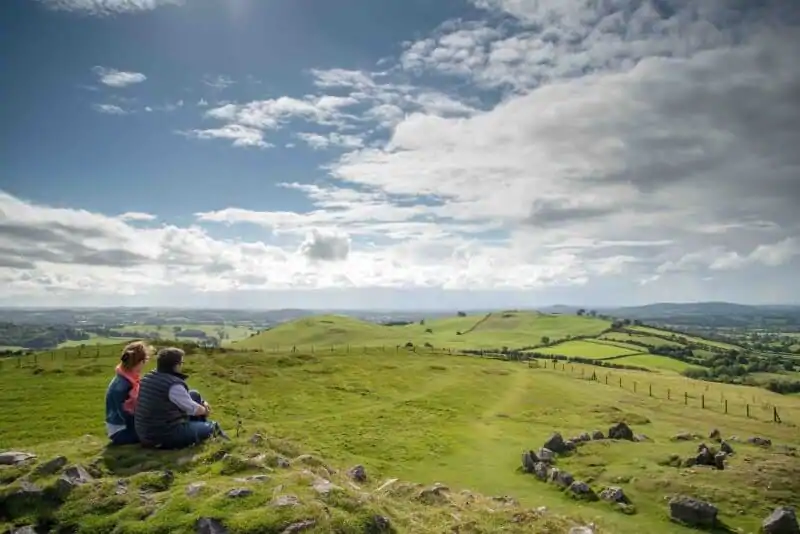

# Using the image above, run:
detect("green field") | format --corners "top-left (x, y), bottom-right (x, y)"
top-left (628, 326), bottom-right (741, 351)
top-left (58, 335), bottom-right (136, 348)
top-left (1, 343), bottom-right (799, 534)
top-left (599, 332), bottom-right (684, 348)
top-left (611, 354), bottom-right (704, 374)
top-left (116, 323), bottom-right (258, 346)
top-left (533, 340), bottom-right (643, 359)
top-left (233, 311), bottom-right (612, 351)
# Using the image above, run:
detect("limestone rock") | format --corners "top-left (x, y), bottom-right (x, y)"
top-left (549, 468), bottom-right (574, 488)
top-left (281, 519), bottom-right (317, 533)
top-left (347, 464), bottom-right (367, 483)
top-left (669, 495), bottom-right (718, 528)
top-left (544, 432), bottom-right (568, 453)
top-left (569, 527), bottom-right (594, 534)
top-left (591, 430), bottom-right (605, 440)
top-left (312, 477), bottom-right (341, 496)
top-left (34, 455), bottom-right (67, 476)
top-left (673, 432), bottom-right (696, 441)
top-left (521, 451), bottom-right (537, 473)
top-left (55, 465), bottom-right (93, 499)
top-left (226, 488), bottom-right (253, 498)
top-left (608, 422), bottom-right (634, 441)
top-left (0, 451), bottom-right (36, 465)
top-left (533, 461), bottom-right (550, 481)
top-left (272, 494), bottom-right (301, 507)
top-left (714, 452), bottom-right (726, 470)
top-left (762, 507), bottom-right (800, 534)
top-left (195, 518), bottom-right (228, 534)
top-left (536, 447), bottom-right (555, 463)
top-left (568, 480), bottom-right (598, 501)
top-left (186, 482), bottom-right (206, 497)
top-left (599, 486), bottom-right (629, 504)
top-left (720, 440), bottom-right (734, 455)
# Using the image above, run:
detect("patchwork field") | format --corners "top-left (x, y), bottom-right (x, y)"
top-left (532, 340), bottom-right (643, 360)
top-left (1, 344), bottom-right (799, 534)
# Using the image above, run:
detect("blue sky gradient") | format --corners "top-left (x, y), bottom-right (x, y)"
top-left (1, 0), bottom-right (799, 308)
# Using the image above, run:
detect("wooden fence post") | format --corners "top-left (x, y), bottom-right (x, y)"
top-left (667, 389), bottom-right (671, 400)
top-left (619, 377), bottom-right (622, 387)
top-left (633, 382), bottom-right (637, 393)
top-left (605, 374), bottom-right (608, 385)
top-left (746, 404), bottom-right (750, 418)
top-left (649, 384), bottom-right (652, 397)
top-left (701, 395), bottom-right (705, 409)
top-left (724, 400), bottom-right (728, 414)
top-left (774, 407), bottom-right (781, 423)
top-left (684, 392), bottom-right (688, 405)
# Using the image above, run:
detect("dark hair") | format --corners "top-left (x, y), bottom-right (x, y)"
top-left (120, 341), bottom-right (152, 370)
top-left (156, 347), bottom-right (186, 373)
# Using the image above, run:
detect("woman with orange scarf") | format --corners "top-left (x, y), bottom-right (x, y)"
top-left (104, 341), bottom-right (152, 446)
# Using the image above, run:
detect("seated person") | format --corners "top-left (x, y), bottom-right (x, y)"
top-left (134, 347), bottom-right (228, 450)
top-left (105, 341), bottom-right (152, 446)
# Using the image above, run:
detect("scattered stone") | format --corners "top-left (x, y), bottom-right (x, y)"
top-left (599, 486), bottom-right (629, 504)
top-left (536, 447), bottom-right (555, 464)
top-left (709, 428), bottom-right (721, 441)
top-left (312, 478), bottom-right (341, 496)
top-left (633, 434), bottom-right (650, 442)
top-left (9, 527), bottom-right (39, 534)
top-left (608, 422), bottom-right (634, 441)
top-left (575, 432), bottom-right (591, 443)
top-left (33, 455), bottom-right (67, 476)
top-left (533, 462), bottom-right (550, 481)
top-left (114, 479), bottom-right (129, 496)
top-left (347, 464), bottom-right (367, 483)
top-left (568, 480), bottom-right (598, 501)
top-left (365, 515), bottom-right (392, 532)
top-left (280, 519), bottom-right (316, 534)
top-left (272, 494), bottom-right (301, 507)
top-left (418, 482), bottom-right (450, 504)
top-left (0, 451), bottom-right (36, 465)
top-left (195, 517), bottom-right (228, 534)
top-left (695, 444), bottom-right (715, 467)
top-left (564, 439), bottom-right (577, 451)
top-left (543, 432), bottom-right (568, 453)
top-left (249, 433), bottom-right (265, 444)
top-left (569, 526), bottom-right (594, 534)
top-left (549, 468), bottom-right (574, 488)
top-left (226, 488), bottom-right (253, 498)
top-left (762, 507), bottom-right (800, 534)
top-left (186, 482), bottom-right (207, 497)
top-left (275, 456), bottom-right (291, 469)
top-left (749, 436), bottom-right (772, 447)
top-left (714, 452), bottom-right (726, 470)
top-left (492, 495), bottom-right (519, 506)
top-left (521, 451), bottom-right (537, 473)
top-left (55, 465), bottom-right (93, 498)
top-left (673, 432), bottom-right (696, 441)
top-left (591, 430), bottom-right (605, 440)
top-left (720, 440), bottom-right (734, 455)
top-left (669, 495), bottom-right (718, 528)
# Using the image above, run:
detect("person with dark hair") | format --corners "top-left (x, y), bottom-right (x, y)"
top-left (134, 347), bottom-right (228, 449)
top-left (105, 341), bottom-right (153, 446)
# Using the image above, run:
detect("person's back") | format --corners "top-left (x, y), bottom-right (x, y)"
top-left (134, 346), bottom-right (227, 449)
top-left (134, 366), bottom-right (190, 446)
top-left (105, 342), bottom-right (151, 446)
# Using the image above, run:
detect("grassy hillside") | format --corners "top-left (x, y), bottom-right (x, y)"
top-left (533, 340), bottom-right (643, 360)
top-left (2, 344), bottom-right (799, 533)
top-left (233, 311), bottom-right (611, 351)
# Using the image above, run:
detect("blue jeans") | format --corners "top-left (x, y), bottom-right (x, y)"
top-left (109, 425), bottom-right (139, 446)
top-left (157, 390), bottom-right (219, 450)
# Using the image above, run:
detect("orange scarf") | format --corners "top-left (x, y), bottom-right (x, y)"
top-left (116, 364), bottom-right (141, 414)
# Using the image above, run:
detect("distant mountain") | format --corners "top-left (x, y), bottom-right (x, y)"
top-left (607, 302), bottom-right (800, 318)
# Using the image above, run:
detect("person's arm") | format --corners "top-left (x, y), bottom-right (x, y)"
top-left (168, 384), bottom-right (208, 417)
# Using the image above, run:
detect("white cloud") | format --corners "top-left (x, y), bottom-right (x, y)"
top-left (92, 103), bottom-right (128, 115)
top-left (296, 132), bottom-right (364, 150)
top-left (118, 212), bottom-right (157, 222)
top-left (299, 229), bottom-right (351, 262)
top-left (204, 75), bottom-right (235, 91)
top-left (92, 66), bottom-right (147, 88)
top-left (38, 0), bottom-right (182, 15)
top-left (178, 124), bottom-right (272, 149)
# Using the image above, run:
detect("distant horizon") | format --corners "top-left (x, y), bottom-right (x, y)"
top-left (1, 300), bottom-right (799, 312)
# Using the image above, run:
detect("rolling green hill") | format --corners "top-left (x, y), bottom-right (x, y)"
top-left (233, 311), bottom-right (612, 351)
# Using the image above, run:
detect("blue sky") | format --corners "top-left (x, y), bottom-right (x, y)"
top-left (1, 0), bottom-right (799, 309)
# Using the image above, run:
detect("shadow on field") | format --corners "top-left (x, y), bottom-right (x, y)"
top-left (100, 443), bottom-right (212, 476)
top-left (670, 519), bottom-right (737, 534)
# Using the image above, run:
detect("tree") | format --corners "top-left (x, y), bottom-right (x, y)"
top-left (577, 309), bottom-right (586, 316)
top-left (588, 310), bottom-right (597, 317)
top-left (541, 336), bottom-right (550, 345)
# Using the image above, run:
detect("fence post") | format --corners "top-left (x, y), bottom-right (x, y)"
top-left (619, 377), bottom-right (622, 387)
top-left (746, 404), bottom-right (750, 418)
top-left (605, 374), bottom-right (608, 384)
top-left (701, 395), bottom-right (705, 409)
top-left (774, 407), bottom-right (781, 423)
top-left (684, 392), bottom-right (688, 405)
top-left (724, 400), bottom-right (728, 414)
top-left (667, 389), bottom-right (671, 400)
top-left (649, 384), bottom-right (652, 397)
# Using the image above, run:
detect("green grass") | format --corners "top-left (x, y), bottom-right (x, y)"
top-left (2, 345), bottom-right (799, 534)
top-left (116, 324), bottom-right (258, 345)
top-left (611, 355), bottom-right (703, 374)
top-left (533, 340), bottom-right (643, 359)
top-left (233, 311), bottom-right (612, 351)
top-left (58, 336), bottom-right (137, 348)
top-left (600, 333), bottom-right (684, 348)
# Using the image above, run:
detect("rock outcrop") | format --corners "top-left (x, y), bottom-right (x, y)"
top-left (762, 507), bottom-right (800, 534)
top-left (669, 495), bottom-right (718, 528)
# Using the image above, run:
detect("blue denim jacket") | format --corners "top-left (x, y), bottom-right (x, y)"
top-left (105, 374), bottom-right (134, 431)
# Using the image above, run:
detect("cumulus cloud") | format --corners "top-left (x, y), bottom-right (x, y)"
top-left (92, 66), bottom-right (147, 88)
top-left (118, 212), bottom-right (157, 222)
top-left (92, 103), bottom-right (128, 115)
top-left (298, 229), bottom-right (351, 262)
top-left (177, 124), bottom-right (272, 149)
top-left (38, 0), bottom-right (182, 15)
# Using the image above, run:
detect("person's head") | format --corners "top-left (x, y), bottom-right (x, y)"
top-left (156, 347), bottom-right (186, 374)
top-left (120, 341), bottom-right (153, 374)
